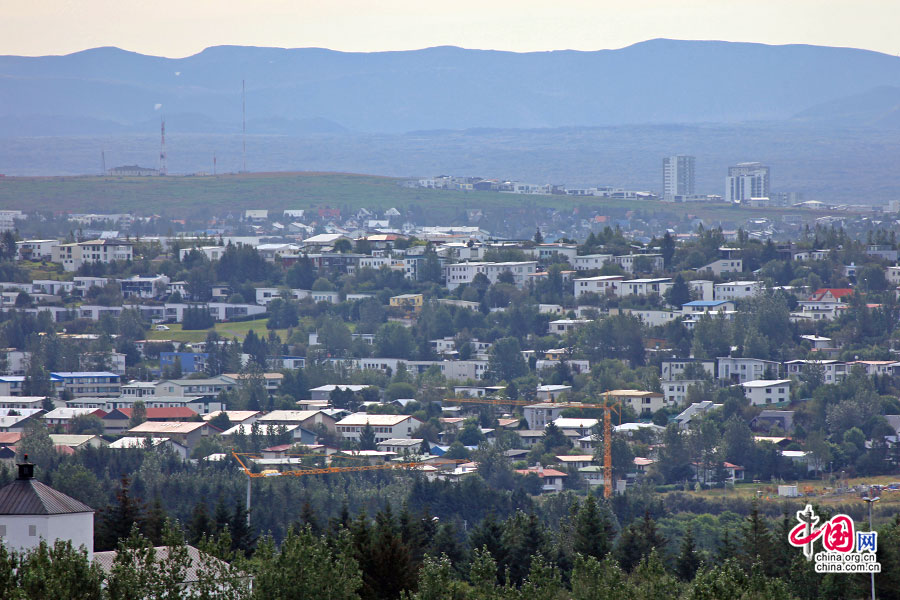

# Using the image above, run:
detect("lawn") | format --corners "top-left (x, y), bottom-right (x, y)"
top-left (146, 318), bottom-right (291, 344)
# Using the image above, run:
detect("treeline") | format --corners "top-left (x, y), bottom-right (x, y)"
top-left (8, 492), bottom-right (900, 600)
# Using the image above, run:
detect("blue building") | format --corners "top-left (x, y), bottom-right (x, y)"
top-left (160, 352), bottom-right (209, 374)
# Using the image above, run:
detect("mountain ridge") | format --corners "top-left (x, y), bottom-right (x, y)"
top-left (1, 39), bottom-right (899, 134)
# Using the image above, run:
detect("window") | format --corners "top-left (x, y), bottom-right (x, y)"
top-left (28, 525), bottom-right (36, 536)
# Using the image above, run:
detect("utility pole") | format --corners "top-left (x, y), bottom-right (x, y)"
top-left (863, 489), bottom-right (880, 600)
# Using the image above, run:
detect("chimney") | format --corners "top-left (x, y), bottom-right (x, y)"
top-left (17, 454), bottom-right (34, 480)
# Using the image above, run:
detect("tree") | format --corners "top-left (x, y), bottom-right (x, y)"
top-left (614, 512), bottom-right (667, 572)
top-left (533, 228), bottom-right (544, 244)
top-left (660, 232), bottom-right (676, 267)
top-left (542, 422), bottom-right (572, 451)
top-left (96, 476), bottom-right (145, 551)
top-left (17, 419), bottom-right (55, 468)
top-left (286, 254), bottom-right (316, 289)
top-left (69, 413), bottom-right (104, 435)
top-left (13, 539), bottom-right (106, 600)
top-left (676, 525), bottom-right (701, 581)
top-left (487, 337), bottom-right (529, 382)
top-left (656, 424), bottom-right (693, 483)
top-left (742, 502), bottom-right (774, 575)
top-left (375, 322), bottom-right (415, 359)
top-left (359, 422), bottom-right (377, 450)
top-left (573, 495), bottom-right (615, 560)
top-left (665, 273), bottom-right (691, 307)
top-left (128, 400), bottom-right (147, 428)
top-left (252, 525), bottom-right (361, 600)
top-left (22, 358), bottom-right (52, 397)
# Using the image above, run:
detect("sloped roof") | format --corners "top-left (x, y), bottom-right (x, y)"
top-left (0, 478), bottom-right (93, 515)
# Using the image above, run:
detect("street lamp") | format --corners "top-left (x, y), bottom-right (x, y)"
top-left (862, 490), bottom-right (880, 600)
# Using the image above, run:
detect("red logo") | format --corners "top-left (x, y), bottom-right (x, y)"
top-left (789, 508), bottom-right (856, 557)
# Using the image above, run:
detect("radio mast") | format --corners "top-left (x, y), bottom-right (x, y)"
top-left (159, 118), bottom-right (167, 176)
top-left (242, 80), bottom-right (246, 173)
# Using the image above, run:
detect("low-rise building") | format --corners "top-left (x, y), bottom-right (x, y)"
top-left (739, 379), bottom-right (791, 406)
top-left (713, 280), bottom-right (762, 301)
top-left (334, 413), bottom-right (424, 443)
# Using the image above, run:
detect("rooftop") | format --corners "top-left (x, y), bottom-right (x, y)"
top-left (0, 462), bottom-right (93, 515)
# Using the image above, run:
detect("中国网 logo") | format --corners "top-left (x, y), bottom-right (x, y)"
top-left (788, 504), bottom-right (880, 573)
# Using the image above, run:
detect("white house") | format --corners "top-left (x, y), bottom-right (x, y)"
top-left (713, 280), bottom-right (761, 301)
top-left (0, 460), bottom-right (94, 559)
top-left (616, 278), bottom-right (671, 297)
top-left (739, 379), bottom-right (792, 406)
top-left (614, 254), bottom-right (664, 274)
top-left (697, 259), bottom-right (742, 276)
top-left (573, 254), bottom-right (613, 271)
top-left (662, 380), bottom-right (703, 407)
top-left (681, 300), bottom-right (735, 314)
top-left (51, 239), bottom-right (133, 272)
top-left (717, 357), bottom-right (781, 383)
top-left (334, 413), bottom-right (423, 443)
top-left (573, 275), bottom-right (624, 298)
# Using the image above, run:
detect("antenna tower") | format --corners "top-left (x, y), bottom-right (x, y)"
top-left (101, 150), bottom-right (106, 176)
top-left (213, 152), bottom-right (217, 176)
top-left (159, 118), bottom-right (167, 176)
top-left (241, 80), bottom-right (246, 173)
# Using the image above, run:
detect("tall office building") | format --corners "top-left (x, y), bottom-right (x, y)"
top-left (662, 155), bottom-right (695, 200)
top-left (726, 162), bottom-right (770, 203)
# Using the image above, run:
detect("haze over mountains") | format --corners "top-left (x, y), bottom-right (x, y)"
top-left (2, 39), bottom-right (900, 134)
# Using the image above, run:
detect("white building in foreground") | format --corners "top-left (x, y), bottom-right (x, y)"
top-left (0, 460), bottom-right (95, 559)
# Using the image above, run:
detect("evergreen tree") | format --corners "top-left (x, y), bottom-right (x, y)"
top-left (665, 273), bottom-right (692, 307)
top-left (188, 501), bottom-right (213, 545)
top-left (741, 502), bottom-right (774, 575)
top-left (96, 476), bottom-right (145, 551)
top-left (359, 422), bottom-right (377, 450)
top-left (614, 511), bottom-right (666, 572)
top-left (229, 500), bottom-right (255, 556)
top-left (676, 525), bottom-right (701, 581)
top-left (573, 495), bottom-right (615, 560)
top-left (128, 400), bottom-right (147, 428)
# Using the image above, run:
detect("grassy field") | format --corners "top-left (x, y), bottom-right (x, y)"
top-left (146, 318), bottom-right (291, 344)
top-left (0, 171), bottom-right (846, 224)
top-left (674, 474), bottom-right (900, 507)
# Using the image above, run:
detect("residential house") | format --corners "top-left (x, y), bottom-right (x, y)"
top-left (107, 436), bottom-right (189, 459)
top-left (52, 372), bottom-right (121, 398)
top-left (514, 466), bottom-right (568, 492)
top-left (660, 358), bottom-right (715, 381)
top-left (334, 413), bottom-right (423, 443)
top-left (717, 357), bottom-right (780, 383)
top-left (256, 410), bottom-right (337, 433)
top-left (713, 280), bottom-right (762, 301)
top-left (42, 407), bottom-right (105, 432)
top-left (573, 275), bottom-right (623, 298)
top-left (606, 389), bottom-right (667, 415)
top-left (126, 421), bottom-right (213, 455)
top-left (739, 380), bottom-right (792, 406)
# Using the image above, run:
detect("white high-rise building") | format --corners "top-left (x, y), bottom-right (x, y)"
top-left (726, 162), bottom-right (770, 203)
top-left (662, 155), bottom-right (695, 200)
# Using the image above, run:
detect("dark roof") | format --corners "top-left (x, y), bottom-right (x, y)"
top-left (0, 478), bottom-right (93, 515)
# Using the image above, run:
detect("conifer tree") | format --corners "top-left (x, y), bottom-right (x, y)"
top-left (676, 525), bottom-right (701, 581)
top-left (573, 495), bottom-right (615, 560)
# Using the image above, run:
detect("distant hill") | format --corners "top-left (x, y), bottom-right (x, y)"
top-left (1, 40), bottom-right (899, 134)
top-left (792, 85), bottom-right (900, 128)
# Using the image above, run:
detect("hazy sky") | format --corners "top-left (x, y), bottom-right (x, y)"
top-left (2, 0), bottom-right (897, 57)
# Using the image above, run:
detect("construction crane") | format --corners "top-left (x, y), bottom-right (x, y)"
top-left (443, 393), bottom-right (621, 497)
top-left (230, 451), bottom-right (450, 524)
